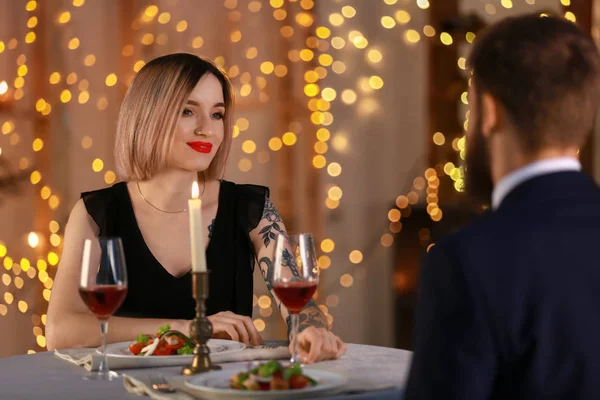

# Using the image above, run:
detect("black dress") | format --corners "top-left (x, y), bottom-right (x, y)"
top-left (81, 180), bottom-right (268, 320)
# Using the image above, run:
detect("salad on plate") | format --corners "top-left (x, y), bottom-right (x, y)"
top-left (230, 360), bottom-right (317, 391)
top-left (128, 324), bottom-right (194, 356)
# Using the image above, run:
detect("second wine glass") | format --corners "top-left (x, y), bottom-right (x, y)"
top-left (79, 236), bottom-right (128, 380)
top-left (272, 233), bottom-right (319, 365)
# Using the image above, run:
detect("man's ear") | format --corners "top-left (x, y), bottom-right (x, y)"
top-left (480, 92), bottom-right (501, 138)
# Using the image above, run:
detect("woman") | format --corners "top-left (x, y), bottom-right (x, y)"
top-left (46, 53), bottom-right (346, 363)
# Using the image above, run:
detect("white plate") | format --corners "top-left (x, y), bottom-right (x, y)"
top-left (101, 339), bottom-right (246, 359)
top-left (185, 368), bottom-right (347, 399)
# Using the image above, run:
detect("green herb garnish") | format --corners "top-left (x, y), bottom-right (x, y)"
top-left (258, 360), bottom-right (282, 377)
top-left (136, 334), bottom-right (151, 345)
top-left (176, 345), bottom-right (194, 355)
top-left (283, 364), bottom-right (303, 380)
top-left (157, 324), bottom-right (170, 336)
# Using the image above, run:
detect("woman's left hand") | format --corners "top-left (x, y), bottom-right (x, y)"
top-left (292, 327), bottom-right (347, 364)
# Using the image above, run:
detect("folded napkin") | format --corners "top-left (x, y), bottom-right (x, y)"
top-left (55, 343), bottom-right (291, 372)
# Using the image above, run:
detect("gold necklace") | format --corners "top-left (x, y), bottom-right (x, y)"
top-left (136, 176), bottom-right (205, 214)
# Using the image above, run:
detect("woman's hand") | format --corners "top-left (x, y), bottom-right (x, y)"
top-left (207, 311), bottom-right (264, 347)
top-left (294, 327), bottom-right (346, 364)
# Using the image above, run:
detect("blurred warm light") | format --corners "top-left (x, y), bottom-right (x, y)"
top-left (81, 136), bottom-right (93, 149)
top-left (501, 0), bottom-right (513, 8)
top-left (318, 255), bottom-right (331, 270)
top-left (565, 12), bottom-right (576, 22)
top-left (388, 209), bottom-right (401, 222)
top-left (321, 239), bottom-right (335, 253)
top-left (395, 10), bottom-right (411, 24)
top-left (30, 171), bottom-right (41, 185)
top-left (104, 171), bottom-right (116, 184)
top-left (404, 30), bottom-right (420, 44)
top-left (258, 295), bottom-right (272, 309)
top-left (27, 232), bottom-right (39, 248)
top-left (314, 141), bottom-right (328, 154)
top-left (341, 6), bottom-right (356, 18)
top-left (316, 128), bottom-right (330, 142)
top-left (268, 138), bottom-right (283, 151)
top-left (381, 16), bottom-right (396, 29)
top-left (312, 155), bottom-right (326, 168)
top-left (32, 138), bottom-right (44, 152)
top-left (60, 89), bottom-right (72, 103)
top-left (440, 32), bottom-right (453, 45)
top-left (433, 132), bottom-right (445, 145)
top-left (367, 49), bottom-right (383, 63)
top-left (328, 186), bottom-right (343, 201)
top-left (327, 162), bottom-right (341, 177)
top-left (68, 38), bottom-right (80, 50)
top-left (466, 32), bottom-right (476, 43)
top-left (340, 274), bottom-right (353, 288)
top-left (316, 27), bottom-right (330, 39)
top-left (238, 158), bottom-right (252, 172)
top-left (58, 11), bottom-right (71, 24)
top-left (92, 158), bottom-right (104, 172)
top-left (253, 319), bottom-right (265, 332)
top-left (230, 30), bottom-right (242, 42)
top-left (105, 73), bottom-right (118, 87)
top-left (176, 20), bottom-right (188, 32)
top-left (242, 140), bottom-right (256, 154)
top-left (423, 25), bottom-right (435, 37)
top-left (329, 13), bottom-right (344, 26)
top-left (349, 250), bottom-right (363, 264)
top-left (282, 132), bottom-right (297, 146)
top-left (417, 0), bottom-right (430, 9)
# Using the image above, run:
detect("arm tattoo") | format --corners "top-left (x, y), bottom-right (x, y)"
top-left (286, 299), bottom-right (328, 337)
top-left (258, 256), bottom-right (281, 310)
top-left (208, 219), bottom-right (215, 240)
top-left (258, 257), bottom-right (274, 292)
top-left (281, 248), bottom-right (301, 279)
top-left (258, 198), bottom-right (285, 247)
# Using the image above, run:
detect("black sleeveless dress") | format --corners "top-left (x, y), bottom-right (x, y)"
top-left (81, 180), bottom-right (268, 320)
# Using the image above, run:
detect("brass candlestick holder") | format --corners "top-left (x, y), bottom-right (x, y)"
top-left (182, 271), bottom-right (221, 375)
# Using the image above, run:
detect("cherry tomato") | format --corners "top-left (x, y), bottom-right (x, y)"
top-left (153, 346), bottom-right (172, 356)
top-left (128, 342), bottom-right (145, 355)
top-left (289, 375), bottom-right (310, 389)
top-left (165, 336), bottom-right (185, 351)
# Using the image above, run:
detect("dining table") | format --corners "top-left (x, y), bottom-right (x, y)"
top-left (0, 341), bottom-right (411, 399)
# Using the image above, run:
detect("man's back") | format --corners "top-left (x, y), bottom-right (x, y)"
top-left (405, 171), bottom-right (600, 399)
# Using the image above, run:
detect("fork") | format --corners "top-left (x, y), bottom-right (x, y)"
top-left (150, 374), bottom-right (176, 393)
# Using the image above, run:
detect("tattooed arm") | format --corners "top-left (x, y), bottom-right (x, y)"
top-left (250, 198), bottom-right (328, 336)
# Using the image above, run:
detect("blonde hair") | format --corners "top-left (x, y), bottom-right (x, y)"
top-left (115, 53), bottom-right (234, 181)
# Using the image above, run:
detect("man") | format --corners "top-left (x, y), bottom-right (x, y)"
top-left (405, 14), bottom-right (600, 399)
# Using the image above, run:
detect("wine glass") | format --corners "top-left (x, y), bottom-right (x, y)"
top-left (79, 237), bottom-right (128, 380)
top-left (272, 233), bottom-right (319, 365)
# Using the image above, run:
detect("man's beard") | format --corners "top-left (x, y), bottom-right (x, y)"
top-left (464, 107), bottom-right (494, 206)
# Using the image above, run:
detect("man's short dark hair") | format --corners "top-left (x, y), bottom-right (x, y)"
top-left (469, 14), bottom-right (600, 151)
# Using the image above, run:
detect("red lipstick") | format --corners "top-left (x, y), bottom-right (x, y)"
top-left (186, 141), bottom-right (213, 154)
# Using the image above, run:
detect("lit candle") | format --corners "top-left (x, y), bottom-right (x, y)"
top-left (189, 181), bottom-right (207, 272)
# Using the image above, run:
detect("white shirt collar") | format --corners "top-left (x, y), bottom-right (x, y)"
top-left (491, 157), bottom-right (581, 210)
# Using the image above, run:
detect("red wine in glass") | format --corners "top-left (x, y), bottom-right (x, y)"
top-left (273, 233), bottom-right (319, 365)
top-left (273, 281), bottom-right (317, 314)
top-left (79, 237), bottom-right (128, 381)
top-left (78, 286), bottom-right (128, 320)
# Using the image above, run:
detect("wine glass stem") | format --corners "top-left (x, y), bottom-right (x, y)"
top-left (290, 313), bottom-right (300, 364)
top-left (98, 319), bottom-right (109, 375)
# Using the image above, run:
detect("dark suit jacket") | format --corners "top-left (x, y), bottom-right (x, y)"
top-left (404, 171), bottom-right (600, 400)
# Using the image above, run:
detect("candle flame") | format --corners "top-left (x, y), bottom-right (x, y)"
top-left (191, 181), bottom-right (199, 199)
